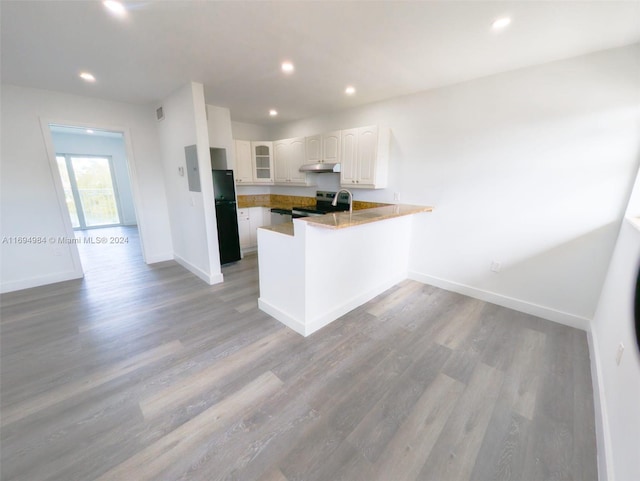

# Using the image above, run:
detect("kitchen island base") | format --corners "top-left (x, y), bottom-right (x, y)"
top-left (257, 206), bottom-right (431, 336)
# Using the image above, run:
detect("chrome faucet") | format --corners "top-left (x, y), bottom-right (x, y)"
top-left (332, 189), bottom-right (353, 214)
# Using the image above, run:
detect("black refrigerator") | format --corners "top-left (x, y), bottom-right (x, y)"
top-left (211, 170), bottom-right (242, 265)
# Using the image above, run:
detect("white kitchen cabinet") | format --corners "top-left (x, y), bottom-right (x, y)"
top-left (322, 131), bottom-right (341, 163)
top-left (289, 138), bottom-right (307, 184)
top-left (249, 207), bottom-right (267, 247)
top-left (251, 141), bottom-right (274, 183)
top-left (237, 208), bottom-right (252, 249)
top-left (236, 125), bottom-right (388, 188)
top-left (237, 207), bottom-right (270, 252)
top-left (274, 137), bottom-right (312, 186)
top-left (234, 140), bottom-right (254, 183)
top-left (305, 131), bottom-right (341, 164)
top-left (305, 135), bottom-right (322, 163)
top-left (273, 140), bottom-right (288, 183)
top-left (340, 125), bottom-right (390, 189)
top-left (234, 140), bottom-right (273, 185)
top-left (340, 128), bottom-right (358, 185)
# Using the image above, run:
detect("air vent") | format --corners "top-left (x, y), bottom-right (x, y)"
top-left (156, 106), bottom-right (164, 121)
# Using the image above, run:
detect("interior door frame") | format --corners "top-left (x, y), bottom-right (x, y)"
top-left (39, 118), bottom-right (150, 274)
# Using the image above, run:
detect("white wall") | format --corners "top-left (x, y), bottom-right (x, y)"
top-left (50, 131), bottom-right (137, 225)
top-left (207, 105), bottom-right (234, 170)
top-left (157, 82), bottom-right (222, 284)
top-left (0, 84), bottom-right (173, 293)
top-left (231, 121), bottom-right (271, 141)
top-left (269, 44), bottom-right (640, 329)
top-left (590, 219), bottom-right (640, 481)
top-left (269, 173), bottom-right (341, 198)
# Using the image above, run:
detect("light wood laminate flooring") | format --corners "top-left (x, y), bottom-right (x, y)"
top-left (0, 226), bottom-right (598, 480)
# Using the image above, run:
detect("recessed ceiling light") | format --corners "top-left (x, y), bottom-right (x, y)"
top-left (79, 72), bottom-right (96, 82)
top-left (103, 0), bottom-right (126, 16)
top-left (281, 62), bottom-right (294, 74)
top-left (86, 129), bottom-right (94, 134)
top-left (269, 109), bottom-right (278, 117)
top-left (345, 86), bottom-right (356, 95)
top-left (491, 17), bottom-right (511, 31)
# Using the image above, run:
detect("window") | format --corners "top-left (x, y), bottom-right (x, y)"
top-left (55, 154), bottom-right (122, 229)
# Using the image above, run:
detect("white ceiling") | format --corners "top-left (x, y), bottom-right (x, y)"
top-left (2, 1), bottom-right (639, 125)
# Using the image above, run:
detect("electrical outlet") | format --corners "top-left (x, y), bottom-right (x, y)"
top-left (393, 192), bottom-right (400, 202)
top-left (616, 342), bottom-right (624, 366)
top-left (490, 261), bottom-right (502, 273)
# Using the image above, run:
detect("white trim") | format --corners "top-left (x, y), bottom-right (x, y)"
top-left (39, 118), bottom-right (158, 265)
top-left (259, 273), bottom-right (405, 337)
top-left (0, 270), bottom-right (83, 294)
top-left (145, 252), bottom-right (174, 264)
top-left (174, 253), bottom-right (224, 285)
top-left (258, 298), bottom-right (306, 336)
top-left (39, 118), bottom-right (84, 275)
top-left (305, 273), bottom-right (406, 336)
top-left (408, 271), bottom-right (591, 331)
top-left (118, 124), bottom-right (154, 264)
top-left (587, 329), bottom-right (614, 481)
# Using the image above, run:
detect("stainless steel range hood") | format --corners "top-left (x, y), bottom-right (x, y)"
top-left (299, 162), bottom-right (341, 173)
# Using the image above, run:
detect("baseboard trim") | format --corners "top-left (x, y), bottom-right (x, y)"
top-left (587, 329), bottom-right (614, 481)
top-left (258, 298), bottom-right (306, 336)
top-left (174, 254), bottom-right (224, 285)
top-left (305, 273), bottom-right (406, 336)
top-left (144, 252), bottom-right (174, 264)
top-left (0, 269), bottom-right (84, 294)
top-left (259, 274), bottom-right (406, 337)
top-left (408, 271), bottom-right (591, 331)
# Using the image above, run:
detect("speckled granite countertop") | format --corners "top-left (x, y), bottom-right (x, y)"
top-left (300, 204), bottom-right (433, 229)
top-left (237, 194), bottom-right (389, 211)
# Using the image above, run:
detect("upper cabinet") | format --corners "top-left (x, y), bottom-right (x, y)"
top-left (273, 140), bottom-right (289, 184)
top-left (305, 135), bottom-right (322, 163)
top-left (289, 138), bottom-right (308, 184)
top-left (274, 137), bottom-right (313, 186)
top-left (340, 126), bottom-right (390, 189)
top-left (234, 140), bottom-right (254, 183)
top-left (234, 125), bottom-right (389, 189)
top-left (322, 131), bottom-right (341, 163)
top-left (340, 129), bottom-right (358, 185)
top-left (252, 141), bottom-right (273, 183)
top-left (234, 140), bottom-right (273, 185)
top-left (305, 131), bottom-right (341, 164)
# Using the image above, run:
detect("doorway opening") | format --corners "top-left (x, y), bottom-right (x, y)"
top-left (48, 123), bottom-right (142, 276)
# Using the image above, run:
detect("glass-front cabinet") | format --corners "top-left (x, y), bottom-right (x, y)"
top-left (251, 142), bottom-right (273, 183)
top-left (234, 140), bottom-right (274, 185)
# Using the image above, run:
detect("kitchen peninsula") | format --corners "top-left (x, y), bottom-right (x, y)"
top-left (257, 205), bottom-right (432, 336)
